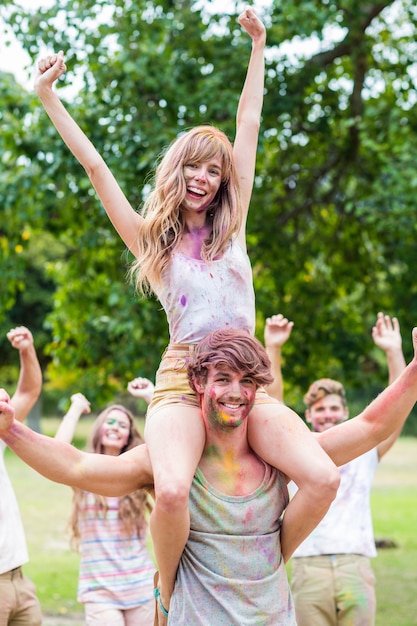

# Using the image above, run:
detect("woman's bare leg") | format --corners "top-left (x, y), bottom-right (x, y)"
top-left (145, 405), bottom-right (205, 623)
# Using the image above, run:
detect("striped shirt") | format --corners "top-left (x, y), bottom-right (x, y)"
top-left (77, 492), bottom-right (154, 608)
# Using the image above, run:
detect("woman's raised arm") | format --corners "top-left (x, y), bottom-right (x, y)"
top-left (233, 8), bottom-right (266, 247)
top-left (35, 51), bottom-right (143, 255)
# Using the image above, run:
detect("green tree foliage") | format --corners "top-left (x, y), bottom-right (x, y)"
top-left (1, 0), bottom-right (417, 428)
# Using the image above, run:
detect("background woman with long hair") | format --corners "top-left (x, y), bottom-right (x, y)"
top-left (55, 395), bottom-right (154, 626)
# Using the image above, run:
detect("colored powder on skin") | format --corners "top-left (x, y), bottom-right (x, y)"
top-left (222, 451), bottom-right (247, 496)
top-left (100, 416), bottom-right (130, 447)
top-left (205, 444), bottom-right (222, 460)
top-left (208, 405), bottom-right (243, 429)
top-left (218, 409), bottom-right (232, 423)
top-left (7, 420), bottom-right (38, 445)
top-left (223, 450), bottom-right (240, 476)
top-left (180, 294), bottom-right (187, 306)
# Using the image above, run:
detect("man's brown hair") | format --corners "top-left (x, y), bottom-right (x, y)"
top-left (187, 328), bottom-right (273, 392)
top-left (303, 378), bottom-right (347, 409)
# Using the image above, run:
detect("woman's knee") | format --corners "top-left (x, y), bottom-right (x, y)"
top-left (154, 479), bottom-right (191, 514)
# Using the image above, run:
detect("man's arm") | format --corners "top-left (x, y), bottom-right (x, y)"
top-left (317, 326), bottom-right (417, 466)
top-left (7, 326), bottom-right (42, 423)
top-left (371, 312), bottom-right (407, 459)
top-left (0, 389), bottom-right (153, 495)
top-left (263, 314), bottom-right (294, 402)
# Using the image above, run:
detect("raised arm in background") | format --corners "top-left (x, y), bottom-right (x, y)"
top-left (7, 326), bottom-right (42, 423)
top-left (54, 393), bottom-right (91, 444)
top-left (317, 326), bottom-right (416, 467)
top-left (371, 312), bottom-right (407, 459)
top-left (263, 314), bottom-right (294, 402)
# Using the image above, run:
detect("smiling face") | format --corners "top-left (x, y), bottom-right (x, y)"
top-left (305, 393), bottom-right (349, 433)
top-left (99, 408), bottom-right (131, 455)
top-left (194, 364), bottom-right (257, 431)
top-left (182, 157), bottom-right (223, 214)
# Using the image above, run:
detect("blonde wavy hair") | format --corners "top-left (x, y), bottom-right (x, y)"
top-left (129, 125), bottom-right (242, 295)
top-left (69, 405), bottom-right (153, 550)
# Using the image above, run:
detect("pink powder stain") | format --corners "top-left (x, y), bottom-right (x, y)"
top-left (258, 539), bottom-right (278, 566)
top-left (180, 295), bottom-right (187, 306)
top-left (243, 507), bottom-right (254, 525)
top-left (7, 421), bottom-right (38, 444)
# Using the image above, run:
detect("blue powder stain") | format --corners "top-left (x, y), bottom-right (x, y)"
top-left (180, 295), bottom-right (187, 306)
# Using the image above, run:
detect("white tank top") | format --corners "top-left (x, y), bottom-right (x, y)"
top-left (155, 240), bottom-right (256, 344)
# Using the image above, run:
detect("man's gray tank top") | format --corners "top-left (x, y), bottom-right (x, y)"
top-left (168, 463), bottom-right (297, 625)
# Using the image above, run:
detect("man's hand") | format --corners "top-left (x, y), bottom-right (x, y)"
top-left (127, 377), bottom-right (155, 405)
top-left (7, 326), bottom-right (34, 353)
top-left (264, 314), bottom-right (294, 349)
top-left (69, 393), bottom-right (91, 415)
top-left (372, 312), bottom-right (402, 354)
top-left (372, 312), bottom-right (406, 386)
top-left (0, 389), bottom-right (15, 434)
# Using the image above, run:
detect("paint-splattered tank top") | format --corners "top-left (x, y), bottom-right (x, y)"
top-left (155, 240), bottom-right (256, 344)
top-left (168, 463), bottom-right (297, 625)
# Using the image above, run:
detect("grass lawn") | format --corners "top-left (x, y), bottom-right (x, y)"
top-left (5, 416), bottom-right (96, 619)
top-left (5, 423), bottom-right (417, 624)
top-left (6, 453), bottom-right (82, 617)
top-left (371, 437), bottom-right (417, 626)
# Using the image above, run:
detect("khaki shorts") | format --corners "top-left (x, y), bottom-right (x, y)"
top-left (146, 343), bottom-right (278, 420)
top-left (291, 554), bottom-right (376, 626)
top-left (0, 566), bottom-right (42, 626)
